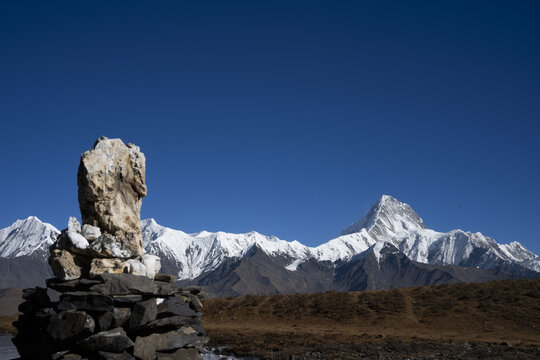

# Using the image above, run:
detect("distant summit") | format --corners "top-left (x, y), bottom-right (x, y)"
top-left (340, 195), bottom-right (426, 237)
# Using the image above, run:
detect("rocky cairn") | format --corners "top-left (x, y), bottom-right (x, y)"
top-left (13, 137), bottom-right (208, 360)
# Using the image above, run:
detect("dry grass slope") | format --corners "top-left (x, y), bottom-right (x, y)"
top-left (202, 279), bottom-right (540, 359)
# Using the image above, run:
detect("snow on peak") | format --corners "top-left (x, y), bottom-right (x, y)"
top-left (340, 195), bottom-right (426, 237)
top-left (143, 220), bottom-right (313, 279)
top-left (0, 216), bottom-right (59, 258)
top-left (3, 195), bottom-right (539, 280)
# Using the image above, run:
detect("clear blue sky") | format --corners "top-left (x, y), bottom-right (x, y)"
top-left (1, 1), bottom-right (539, 254)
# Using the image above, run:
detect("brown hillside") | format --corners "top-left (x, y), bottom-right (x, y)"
top-left (202, 279), bottom-right (540, 359)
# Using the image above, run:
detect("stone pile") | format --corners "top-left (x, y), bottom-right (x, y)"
top-left (12, 137), bottom-right (208, 359)
top-left (13, 273), bottom-right (207, 359)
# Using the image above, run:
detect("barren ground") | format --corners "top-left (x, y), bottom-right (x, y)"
top-left (202, 279), bottom-right (540, 359)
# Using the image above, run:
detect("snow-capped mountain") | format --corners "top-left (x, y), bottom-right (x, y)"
top-left (142, 219), bottom-right (311, 279)
top-left (1, 195), bottom-right (539, 293)
top-left (0, 216), bottom-right (59, 258)
top-left (142, 195), bottom-right (540, 279)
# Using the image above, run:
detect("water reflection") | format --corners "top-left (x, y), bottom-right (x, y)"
top-left (0, 335), bottom-right (18, 360)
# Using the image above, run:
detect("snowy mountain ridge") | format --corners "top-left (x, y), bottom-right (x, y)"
top-left (1, 195), bottom-right (539, 281)
top-left (0, 216), bottom-right (59, 258)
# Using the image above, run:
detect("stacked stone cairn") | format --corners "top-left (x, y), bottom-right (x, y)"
top-left (12, 137), bottom-right (208, 360)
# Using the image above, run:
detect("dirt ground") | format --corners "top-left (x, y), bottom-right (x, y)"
top-left (202, 279), bottom-right (540, 359)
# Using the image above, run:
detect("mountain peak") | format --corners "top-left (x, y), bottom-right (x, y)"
top-left (340, 195), bottom-right (426, 236)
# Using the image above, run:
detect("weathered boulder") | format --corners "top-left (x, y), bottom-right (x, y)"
top-left (49, 249), bottom-right (81, 280)
top-left (77, 327), bottom-right (134, 353)
top-left (47, 310), bottom-right (95, 343)
top-left (133, 327), bottom-right (199, 360)
top-left (82, 224), bottom-right (101, 241)
top-left (88, 235), bottom-right (132, 259)
top-left (89, 258), bottom-right (127, 278)
top-left (77, 137), bottom-right (146, 258)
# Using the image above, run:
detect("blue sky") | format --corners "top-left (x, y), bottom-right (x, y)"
top-left (1, 1), bottom-right (539, 253)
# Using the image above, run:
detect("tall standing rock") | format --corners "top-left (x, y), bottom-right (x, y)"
top-left (77, 136), bottom-right (147, 258)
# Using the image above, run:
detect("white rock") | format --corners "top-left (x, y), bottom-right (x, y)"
top-left (82, 224), bottom-right (101, 241)
top-left (125, 258), bottom-right (147, 276)
top-left (67, 231), bottom-right (89, 251)
top-left (68, 217), bottom-right (81, 233)
top-left (142, 254), bottom-right (161, 279)
top-left (88, 235), bottom-right (132, 259)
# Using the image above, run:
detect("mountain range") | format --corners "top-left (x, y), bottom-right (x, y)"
top-left (1, 195), bottom-right (539, 295)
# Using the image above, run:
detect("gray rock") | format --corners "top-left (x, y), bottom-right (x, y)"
top-left (49, 249), bottom-right (81, 280)
top-left (133, 327), bottom-right (199, 360)
top-left (82, 224), bottom-right (101, 241)
top-left (185, 335), bottom-right (209, 351)
top-left (47, 278), bottom-right (101, 292)
top-left (22, 287), bottom-right (51, 307)
top-left (112, 307), bottom-right (131, 327)
top-left (91, 273), bottom-right (158, 295)
top-left (47, 310), bottom-right (95, 343)
top-left (156, 348), bottom-right (202, 360)
top-left (154, 273), bottom-right (177, 283)
top-left (77, 137), bottom-right (146, 258)
top-left (129, 298), bottom-right (157, 328)
top-left (187, 293), bottom-right (203, 312)
top-left (113, 294), bottom-right (143, 304)
top-left (143, 315), bottom-right (202, 333)
top-left (155, 283), bottom-right (177, 296)
top-left (61, 354), bottom-right (83, 360)
top-left (52, 351), bottom-right (69, 360)
top-left (157, 296), bottom-right (198, 318)
top-left (181, 286), bottom-right (202, 295)
top-left (57, 291), bottom-right (114, 312)
top-left (97, 311), bottom-right (114, 332)
top-left (78, 327), bottom-right (134, 353)
top-left (97, 351), bottom-right (135, 360)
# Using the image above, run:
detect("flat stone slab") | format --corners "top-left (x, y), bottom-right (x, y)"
top-left (157, 297), bottom-right (198, 318)
top-left (154, 273), bottom-right (177, 283)
top-left (47, 278), bottom-right (101, 292)
top-left (57, 291), bottom-right (114, 312)
top-left (133, 327), bottom-right (199, 360)
top-left (78, 327), bottom-right (134, 353)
